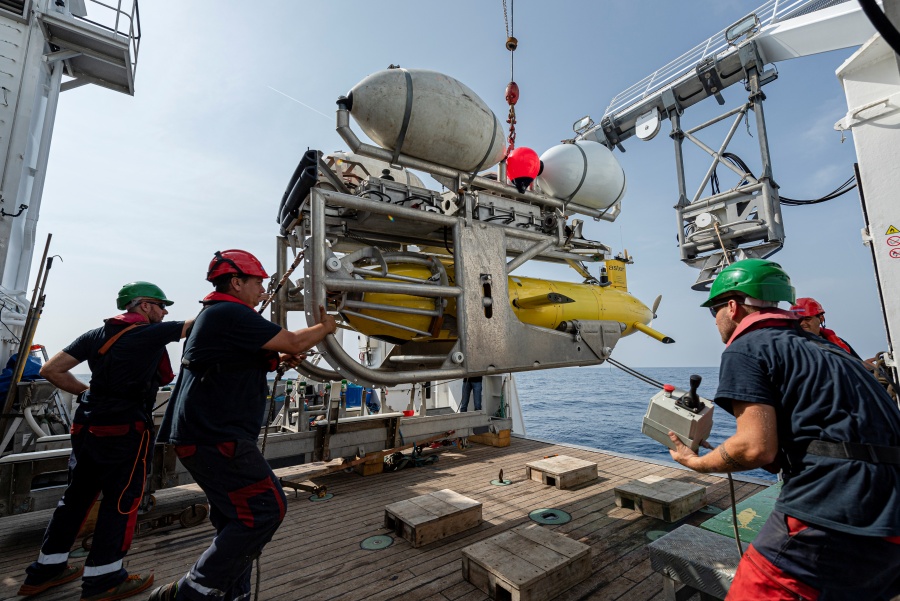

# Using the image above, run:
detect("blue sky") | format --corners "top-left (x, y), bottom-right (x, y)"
top-left (33, 0), bottom-right (884, 368)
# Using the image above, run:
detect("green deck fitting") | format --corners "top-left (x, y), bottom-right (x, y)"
top-left (529, 508), bottom-right (572, 525)
top-left (700, 481), bottom-right (782, 543)
top-left (360, 535), bottom-right (393, 550)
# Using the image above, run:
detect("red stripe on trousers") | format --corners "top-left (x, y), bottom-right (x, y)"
top-left (226, 477), bottom-right (285, 528)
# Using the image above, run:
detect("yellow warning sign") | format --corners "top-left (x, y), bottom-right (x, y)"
top-left (887, 225), bottom-right (900, 235)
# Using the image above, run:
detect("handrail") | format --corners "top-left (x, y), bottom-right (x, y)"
top-left (602, 0), bottom-right (850, 120)
top-left (71, 0), bottom-right (141, 79)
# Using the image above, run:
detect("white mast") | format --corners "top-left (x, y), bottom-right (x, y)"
top-left (0, 0), bottom-right (139, 363)
top-left (836, 29), bottom-right (900, 380)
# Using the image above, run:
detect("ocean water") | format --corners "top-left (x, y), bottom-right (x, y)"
top-left (514, 365), bottom-right (777, 482)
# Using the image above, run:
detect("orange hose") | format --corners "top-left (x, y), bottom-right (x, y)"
top-left (117, 429), bottom-right (151, 515)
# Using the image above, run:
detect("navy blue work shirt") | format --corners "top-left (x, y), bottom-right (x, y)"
top-left (715, 325), bottom-right (900, 537)
top-left (157, 301), bottom-right (282, 445)
top-left (65, 320), bottom-right (184, 425)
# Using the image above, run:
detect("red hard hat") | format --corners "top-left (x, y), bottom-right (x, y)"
top-left (790, 297), bottom-right (824, 318)
top-left (206, 249), bottom-right (269, 282)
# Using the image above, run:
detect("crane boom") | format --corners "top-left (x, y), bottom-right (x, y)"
top-left (578, 0), bottom-right (875, 150)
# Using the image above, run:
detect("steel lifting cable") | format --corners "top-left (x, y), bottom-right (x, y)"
top-left (728, 473), bottom-right (744, 558)
top-left (255, 361), bottom-right (287, 601)
top-left (605, 357), bottom-right (664, 389)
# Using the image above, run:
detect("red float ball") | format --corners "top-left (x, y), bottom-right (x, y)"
top-left (506, 146), bottom-right (540, 181)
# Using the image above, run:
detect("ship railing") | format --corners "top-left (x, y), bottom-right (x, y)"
top-left (602, 0), bottom-right (849, 121)
top-left (72, 0), bottom-right (141, 80)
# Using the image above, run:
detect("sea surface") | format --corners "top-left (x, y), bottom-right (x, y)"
top-left (514, 365), bottom-right (777, 482)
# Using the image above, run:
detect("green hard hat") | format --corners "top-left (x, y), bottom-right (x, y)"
top-left (116, 281), bottom-right (174, 310)
top-left (701, 259), bottom-right (795, 307)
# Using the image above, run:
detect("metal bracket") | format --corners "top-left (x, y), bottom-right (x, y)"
top-left (835, 92), bottom-right (900, 131)
top-left (599, 116), bottom-right (626, 152)
top-left (861, 226), bottom-right (873, 247)
top-left (661, 88), bottom-right (682, 116)
top-left (570, 320), bottom-right (618, 362)
top-left (43, 49), bottom-right (81, 64)
top-left (695, 57), bottom-right (725, 105)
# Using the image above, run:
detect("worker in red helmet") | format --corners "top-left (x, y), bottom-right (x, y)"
top-left (150, 250), bottom-right (336, 601)
top-left (790, 297), bottom-right (860, 358)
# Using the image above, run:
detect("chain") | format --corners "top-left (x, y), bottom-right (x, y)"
top-left (258, 249), bottom-right (305, 314)
top-left (502, 0), bottom-right (517, 154)
top-left (507, 106), bottom-right (517, 150)
top-left (503, 0), bottom-right (509, 37)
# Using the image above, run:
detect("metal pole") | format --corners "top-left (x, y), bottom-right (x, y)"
top-left (506, 239), bottom-right (555, 275)
top-left (687, 108), bottom-right (751, 203)
top-left (670, 111), bottom-right (690, 261)
top-left (340, 300), bottom-right (442, 317)
top-left (748, 68), bottom-right (784, 241)
top-left (0, 235), bottom-right (52, 449)
top-left (324, 278), bottom-right (460, 298)
top-left (271, 235), bottom-right (287, 326)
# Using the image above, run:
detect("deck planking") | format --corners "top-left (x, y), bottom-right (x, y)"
top-left (0, 437), bottom-right (766, 601)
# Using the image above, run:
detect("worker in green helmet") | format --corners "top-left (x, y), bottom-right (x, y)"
top-left (667, 258), bottom-right (900, 599)
top-left (18, 282), bottom-right (193, 601)
top-left (115, 281), bottom-right (175, 312)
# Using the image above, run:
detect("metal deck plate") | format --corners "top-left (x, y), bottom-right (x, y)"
top-left (528, 508), bottom-right (571, 525)
top-left (360, 535), bottom-right (394, 550)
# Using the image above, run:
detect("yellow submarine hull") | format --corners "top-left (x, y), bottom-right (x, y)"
top-left (342, 260), bottom-right (655, 344)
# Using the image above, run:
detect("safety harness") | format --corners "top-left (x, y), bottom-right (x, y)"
top-left (728, 309), bottom-right (900, 466)
top-left (87, 314), bottom-right (175, 413)
top-left (179, 293), bottom-right (279, 384)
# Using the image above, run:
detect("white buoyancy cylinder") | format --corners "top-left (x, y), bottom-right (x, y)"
top-left (536, 141), bottom-right (627, 210)
top-left (348, 68), bottom-right (507, 173)
top-left (327, 151), bottom-right (426, 188)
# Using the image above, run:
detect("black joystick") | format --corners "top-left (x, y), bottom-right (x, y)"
top-left (685, 374), bottom-right (702, 411)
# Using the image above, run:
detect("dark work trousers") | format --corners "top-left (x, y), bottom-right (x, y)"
top-left (728, 509), bottom-right (900, 600)
top-left (174, 440), bottom-right (286, 601)
top-left (25, 422), bottom-right (151, 597)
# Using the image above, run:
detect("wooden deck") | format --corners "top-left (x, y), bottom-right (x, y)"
top-left (0, 437), bottom-right (767, 601)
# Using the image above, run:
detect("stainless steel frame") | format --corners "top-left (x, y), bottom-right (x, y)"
top-left (291, 185), bottom-right (624, 387)
top-left (670, 59), bottom-right (785, 289)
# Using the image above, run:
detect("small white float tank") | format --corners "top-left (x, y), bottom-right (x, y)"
top-left (536, 140), bottom-right (627, 210)
top-left (347, 68), bottom-right (507, 173)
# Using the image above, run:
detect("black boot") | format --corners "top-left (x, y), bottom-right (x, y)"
top-left (147, 581), bottom-right (178, 601)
